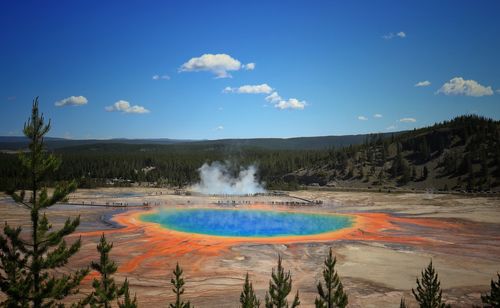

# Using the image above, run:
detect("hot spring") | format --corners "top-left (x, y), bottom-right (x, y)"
top-left (140, 208), bottom-right (353, 237)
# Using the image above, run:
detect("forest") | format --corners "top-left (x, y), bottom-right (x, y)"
top-left (0, 115), bottom-right (499, 192)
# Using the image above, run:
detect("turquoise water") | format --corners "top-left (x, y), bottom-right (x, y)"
top-left (140, 208), bottom-right (353, 237)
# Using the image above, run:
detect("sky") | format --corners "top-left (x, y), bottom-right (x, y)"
top-left (1, 0), bottom-right (499, 140)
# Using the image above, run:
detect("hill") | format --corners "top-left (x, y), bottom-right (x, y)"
top-left (286, 115), bottom-right (500, 192)
top-left (0, 132), bottom-right (399, 151)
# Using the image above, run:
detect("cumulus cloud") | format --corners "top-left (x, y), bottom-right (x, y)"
top-left (383, 31), bottom-right (406, 40)
top-left (105, 100), bottom-right (150, 114)
top-left (437, 77), bottom-right (493, 97)
top-left (243, 63), bottom-right (255, 70)
top-left (179, 53), bottom-right (251, 78)
top-left (275, 98), bottom-right (306, 110)
top-left (55, 96), bottom-right (88, 107)
top-left (265, 92), bottom-right (282, 103)
top-left (264, 92), bottom-right (306, 110)
top-left (358, 116), bottom-right (368, 121)
top-left (152, 74), bottom-right (170, 80)
top-left (373, 114), bottom-right (383, 118)
top-left (223, 83), bottom-right (273, 94)
top-left (415, 80), bottom-right (431, 87)
top-left (399, 117), bottom-right (417, 123)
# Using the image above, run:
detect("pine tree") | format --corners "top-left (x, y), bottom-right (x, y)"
top-left (264, 255), bottom-right (300, 308)
top-left (0, 98), bottom-right (88, 307)
top-left (240, 272), bottom-right (260, 308)
top-left (481, 273), bottom-right (500, 307)
top-left (315, 248), bottom-right (348, 308)
top-left (85, 234), bottom-right (125, 308)
top-left (411, 260), bottom-right (449, 308)
top-left (170, 263), bottom-right (192, 308)
top-left (423, 166), bottom-right (429, 180)
top-left (400, 297), bottom-right (408, 308)
top-left (118, 278), bottom-right (138, 308)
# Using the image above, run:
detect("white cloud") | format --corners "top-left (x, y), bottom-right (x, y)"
top-left (383, 31), bottom-right (406, 40)
top-left (243, 63), bottom-right (255, 70)
top-left (152, 74), bottom-right (170, 80)
top-left (275, 98), bottom-right (306, 110)
top-left (265, 92), bottom-right (282, 103)
top-left (223, 83), bottom-right (273, 94)
top-left (215, 125), bottom-right (224, 131)
top-left (358, 116), bottom-right (368, 121)
top-left (105, 100), bottom-right (150, 114)
top-left (179, 53), bottom-right (251, 78)
top-left (373, 113), bottom-right (383, 118)
top-left (415, 80), bottom-right (431, 87)
top-left (437, 77), bottom-right (493, 97)
top-left (496, 89), bottom-right (500, 94)
top-left (264, 92), bottom-right (306, 110)
top-left (386, 125), bottom-right (397, 130)
top-left (399, 117), bottom-right (417, 123)
top-left (55, 96), bottom-right (88, 107)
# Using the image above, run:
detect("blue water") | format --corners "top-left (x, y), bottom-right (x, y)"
top-left (140, 208), bottom-right (353, 237)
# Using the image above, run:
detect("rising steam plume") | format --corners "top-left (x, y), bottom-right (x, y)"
top-left (190, 161), bottom-right (265, 195)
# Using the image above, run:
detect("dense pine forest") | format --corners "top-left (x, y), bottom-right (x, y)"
top-left (0, 115), bottom-right (499, 192)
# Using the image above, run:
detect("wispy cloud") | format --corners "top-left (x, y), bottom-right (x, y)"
top-left (105, 100), bottom-right (150, 114)
top-left (373, 113), bottom-right (383, 118)
top-left (357, 115), bottom-right (368, 121)
top-left (265, 92), bottom-right (306, 110)
top-left (55, 96), bottom-right (88, 107)
top-left (243, 63), bottom-right (255, 70)
top-left (437, 77), bottom-right (493, 97)
top-left (383, 31), bottom-right (406, 40)
top-left (223, 84), bottom-right (273, 94)
top-left (7, 96), bottom-right (16, 102)
top-left (215, 125), bottom-right (224, 131)
top-left (415, 80), bottom-right (431, 87)
top-left (399, 117), bottom-right (417, 123)
top-left (179, 53), bottom-right (253, 78)
top-left (386, 125), bottom-right (397, 130)
top-left (152, 74), bottom-right (170, 80)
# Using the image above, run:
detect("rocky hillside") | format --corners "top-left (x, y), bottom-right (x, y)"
top-left (286, 115), bottom-right (500, 192)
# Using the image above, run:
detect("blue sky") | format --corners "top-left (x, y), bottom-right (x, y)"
top-left (1, 0), bottom-right (499, 139)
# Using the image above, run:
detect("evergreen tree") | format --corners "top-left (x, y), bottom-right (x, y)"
top-left (85, 234), bottom-right (125, 308)
top-left (170, 263), bottom-right (192, 308)
top-left (411, 260), bottom-right (449, 308)
top-left (240, 272), bottom-right (260, 308)
top-left (314, 248), bottom-right (348, 308)
top-left (264, 255), bottom-right (300, 308)
top-left (423, 166), bottom-right (429, 180)
top-left (118, 279), bottom-right (138, 308)
top-left (481, 273), bottom-right (500, 307)
top-left (399, 297), bottom-right (408, 308)
top-left (0, 98), bottom-right (88, 307)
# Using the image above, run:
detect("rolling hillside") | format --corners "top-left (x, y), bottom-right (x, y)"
top-left (287, 115), bottom-right (500, 192)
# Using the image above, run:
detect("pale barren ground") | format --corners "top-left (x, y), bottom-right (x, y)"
top-left (1, 188), bottom-right (499, 307)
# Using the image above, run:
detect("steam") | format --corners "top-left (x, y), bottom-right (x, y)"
top-left (190, 161), bottom-right (265, 195)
